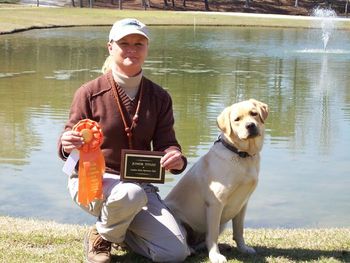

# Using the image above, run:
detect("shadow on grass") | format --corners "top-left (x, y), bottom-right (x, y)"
top-left (110, 243), bottom-right (350, 262)
top-left (224, 245), bottom-right (349, 262)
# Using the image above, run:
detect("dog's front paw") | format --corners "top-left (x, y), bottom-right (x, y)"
top-left (209, 251), bottom-right (227, 263)
top-left (237, 245), bottom-right (256, 254)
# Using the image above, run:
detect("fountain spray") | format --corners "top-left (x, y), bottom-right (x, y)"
top-left (312, 7), bottom-right (337, 50)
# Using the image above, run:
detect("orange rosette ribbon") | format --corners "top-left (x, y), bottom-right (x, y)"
top-left (72, 119), bottom-right (105, 206)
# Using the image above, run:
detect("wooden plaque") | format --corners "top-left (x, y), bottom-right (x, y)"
top-left (120, 149), bottom-right (165, 183)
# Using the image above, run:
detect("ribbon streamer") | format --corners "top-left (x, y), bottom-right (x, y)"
top-left (72, 119), bottom-right (105, 206)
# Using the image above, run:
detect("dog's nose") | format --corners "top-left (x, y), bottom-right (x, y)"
top-left (246, 122), bottom-right (256, 130)
top-left (246, 122), bottom-right (259, 137)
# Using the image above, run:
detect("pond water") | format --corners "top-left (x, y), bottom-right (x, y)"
top-left (0, 25), bottom-right (349, 228)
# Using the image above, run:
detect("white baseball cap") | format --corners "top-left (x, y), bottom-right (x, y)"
top-left (109, 18), bottom-right (150, 42)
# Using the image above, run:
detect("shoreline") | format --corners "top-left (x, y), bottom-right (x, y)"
top-left (1, 6), bottom-right (350, 35)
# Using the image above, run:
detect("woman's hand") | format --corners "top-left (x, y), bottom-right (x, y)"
top-left (60, 130), bottom-right (84, 154)
top-left (160, 147), bottom-right (184, 171)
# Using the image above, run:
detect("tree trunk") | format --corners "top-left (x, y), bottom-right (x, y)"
top-left (294, 0), bottom-right (298, 7)
top-left (71, 0), bottom-right (75, 7)
top-left (119, 0), bottom-right (123, 9)
top-left (183, 0), bottom-right (186, 7)
top-left (79, 0), bottom-right (83, 7)
top-left (142, 0), bottom-right (150, 9)
top-left (204, 0), bottom-right (209, 10)
top-left (37, 0), bottom-right (39, 6)
top-left (346, 0), bottom-right (349, 16)
top-left (163, 0), bottom-right (168, 7)
top-left (326, 0), bottom-right (332, 9)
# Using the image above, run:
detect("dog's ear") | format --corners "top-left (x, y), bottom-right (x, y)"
top-left (249, 99), bottom-right (269, 123)
top-left (217, 106), bottom-right (232, 136)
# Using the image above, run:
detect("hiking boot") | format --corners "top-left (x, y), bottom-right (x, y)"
top-left (84, 226), bottom-right (112, 263)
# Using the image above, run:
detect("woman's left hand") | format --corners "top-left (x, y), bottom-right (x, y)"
top-left (160, 147), bottom-right (184, 171)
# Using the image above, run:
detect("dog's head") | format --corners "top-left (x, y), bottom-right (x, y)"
top-left (217, 99), bottom-right (269, 155)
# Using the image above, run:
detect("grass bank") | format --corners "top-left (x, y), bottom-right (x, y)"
top-left (0, 216), bottom-right (349, 262)
top-left (1, 5), bottom-right (350, 35)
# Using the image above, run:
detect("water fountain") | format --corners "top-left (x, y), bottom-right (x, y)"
top-left (312, 7), bottom-right (337, 50)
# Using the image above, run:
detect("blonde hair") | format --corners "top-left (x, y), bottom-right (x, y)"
top-left (101, 55), bottom-right (113, 74)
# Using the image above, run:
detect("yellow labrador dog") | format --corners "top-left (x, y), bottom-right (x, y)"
top-left (165, 99), bottom-right (268, 263)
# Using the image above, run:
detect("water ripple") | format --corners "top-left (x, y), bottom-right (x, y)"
top-left (0, 71), bottom-right (36, 78)
top-left (294, 49), bottom-right (350, 54)
top-left (44, 68), bottom-right (95, 80)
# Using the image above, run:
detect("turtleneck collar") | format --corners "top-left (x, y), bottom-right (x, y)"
top-left (112, 69), bottom-right (143, 100)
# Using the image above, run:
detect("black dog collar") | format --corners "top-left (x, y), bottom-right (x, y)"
top-left (215, 135), bottom-right (251, 158)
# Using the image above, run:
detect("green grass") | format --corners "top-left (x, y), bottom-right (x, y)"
top-left (1, 5), bottom-right (350, 35)
top-left (0, 216), bottom-right (349, 262)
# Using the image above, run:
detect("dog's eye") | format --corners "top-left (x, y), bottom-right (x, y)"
top-left (234, 117), bottom-right (241, 122)
top-left (250, 111), bottom-right (258, 117)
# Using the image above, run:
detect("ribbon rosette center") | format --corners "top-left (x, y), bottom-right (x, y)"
top-left (81, 128), bottom-right (93, 144)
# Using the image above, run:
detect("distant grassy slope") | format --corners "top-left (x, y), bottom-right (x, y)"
top-left (1, 6), bottom-right (350, 35)
top-left (0, 216), bottom-right (349, 262)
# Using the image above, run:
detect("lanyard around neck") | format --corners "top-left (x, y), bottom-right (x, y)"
top-left (111, 78), bottom-right (144, 149)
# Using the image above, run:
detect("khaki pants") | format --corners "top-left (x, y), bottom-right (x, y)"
top-left (68, 173), bottom-right (190, 262)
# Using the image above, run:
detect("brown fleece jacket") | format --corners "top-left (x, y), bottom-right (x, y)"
top-left (58, 70), bottom-right (186, 175)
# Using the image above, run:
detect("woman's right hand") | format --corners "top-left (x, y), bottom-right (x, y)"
top-left (61, 130), bottom-right (84, 154)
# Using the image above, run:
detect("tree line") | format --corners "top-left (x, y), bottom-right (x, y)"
top-left (66, 0), bottom-right (349, 16)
